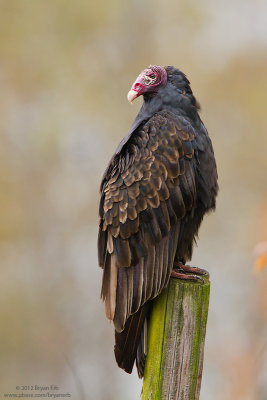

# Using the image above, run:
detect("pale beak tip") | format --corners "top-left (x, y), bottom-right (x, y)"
top-left (127, 89), bottom-right (138, 103)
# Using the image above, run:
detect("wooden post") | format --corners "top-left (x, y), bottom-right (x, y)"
top-left (141, 275), bottom-right (210, 400)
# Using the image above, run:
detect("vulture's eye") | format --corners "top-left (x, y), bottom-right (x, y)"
top-left (144, 74), bottom-right (157, 85)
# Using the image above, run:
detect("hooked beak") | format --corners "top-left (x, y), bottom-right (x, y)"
top-left (127, 89), bottom-right (139, 103)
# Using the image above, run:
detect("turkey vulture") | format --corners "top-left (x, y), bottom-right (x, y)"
top-left (98, 65), bottom-right (218, 377)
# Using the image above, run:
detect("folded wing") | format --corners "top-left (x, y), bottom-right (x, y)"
top-left (98, 110), bottom-right (197, 332)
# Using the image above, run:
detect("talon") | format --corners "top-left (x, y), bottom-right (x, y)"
top-left (171, 270), bottom-right (204, 283)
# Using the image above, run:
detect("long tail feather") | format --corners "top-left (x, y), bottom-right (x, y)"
top-left (114, 302), bottom-right (151, 376)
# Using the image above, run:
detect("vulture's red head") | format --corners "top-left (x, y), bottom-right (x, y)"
top-left (127, 65), bottom-right (167, 103)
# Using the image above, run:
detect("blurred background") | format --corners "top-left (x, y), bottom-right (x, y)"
top-left (0, 1), bottom-right (267, 399)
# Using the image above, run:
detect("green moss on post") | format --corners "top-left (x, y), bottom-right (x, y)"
top-left (141, 276), bottom-right (210, 400)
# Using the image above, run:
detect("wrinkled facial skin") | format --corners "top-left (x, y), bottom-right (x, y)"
top-left (127, 66), bottom-right (167, 103)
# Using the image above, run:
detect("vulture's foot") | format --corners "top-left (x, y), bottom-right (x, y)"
top-left (174, 261), bottom-right (209, 276)
top-left (171, 261), bottom-right (209, 282)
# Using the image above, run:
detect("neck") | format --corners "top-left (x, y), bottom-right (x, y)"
top-left (144, 82), bottom-right (198, 119)
top-left (127, 82), bottom-right (199, 145)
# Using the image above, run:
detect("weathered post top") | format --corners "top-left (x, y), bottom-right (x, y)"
top-left (141, 275), bottom-right (210, 400)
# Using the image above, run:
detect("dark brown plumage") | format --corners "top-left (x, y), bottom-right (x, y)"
top-left (98, 65), bottom-right (218, 377)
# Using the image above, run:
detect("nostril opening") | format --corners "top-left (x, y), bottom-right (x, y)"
top-left (133, 83), bottom-right (142, 91)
